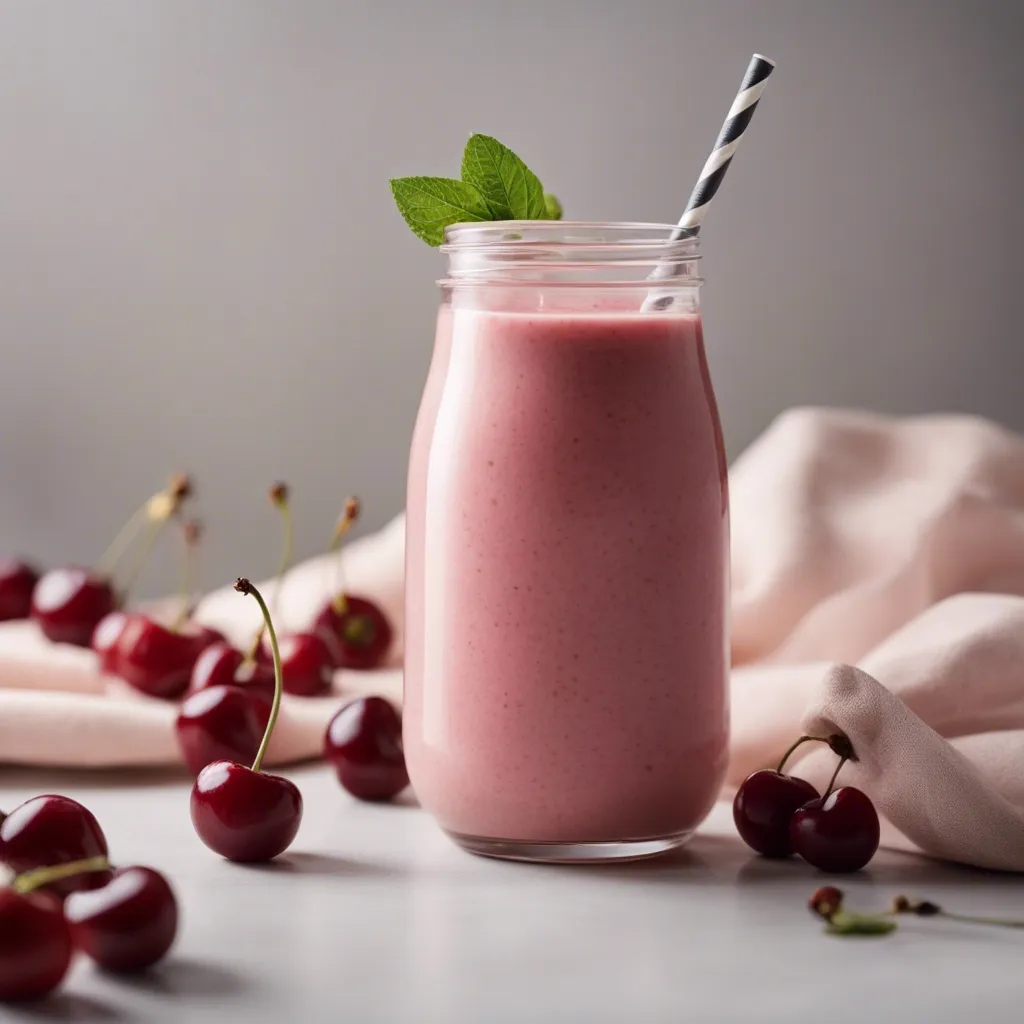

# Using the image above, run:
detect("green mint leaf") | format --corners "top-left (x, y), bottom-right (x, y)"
top-left (544, 193), bottom-right (563, 220)
top-left (460, 134), bottom-right (546, 220)
top-left (825, 911), bottom-right (897, 937)
top-left (389, 176), bottom-right (490, 246)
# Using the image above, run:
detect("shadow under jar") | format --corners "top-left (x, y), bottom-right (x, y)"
top-left (404, 222), bottom-right (729, 863)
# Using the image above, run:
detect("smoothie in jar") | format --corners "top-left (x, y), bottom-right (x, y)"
top-left (404, 223), bottom-right (729, 860)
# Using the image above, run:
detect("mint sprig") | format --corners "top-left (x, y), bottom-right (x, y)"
top-left (390, 134), bottom-right (561, 246)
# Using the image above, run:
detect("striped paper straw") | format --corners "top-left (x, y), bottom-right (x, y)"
top-left (643, 53), bottom-right (775, 307)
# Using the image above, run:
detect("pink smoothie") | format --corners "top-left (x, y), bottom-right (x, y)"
top-left (405, 302), bottom-right (729, 844)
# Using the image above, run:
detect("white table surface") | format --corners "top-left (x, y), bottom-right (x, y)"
top-left (1, 764), bottom-right (1020, 1024)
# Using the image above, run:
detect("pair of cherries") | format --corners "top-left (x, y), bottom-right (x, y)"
top-left (732, 733), bottom-right (880, 873)
top-left (189, 579), bottom-right (408, 865)
top-left (0, 795), bottom-right (178, 1001)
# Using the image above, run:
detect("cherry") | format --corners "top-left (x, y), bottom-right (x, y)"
top-left (276, 631), bottom-right (336, 697)
top-left (187, 642), bottom-right (276, 700)
top-left (310, 495), bottom-right (392, 670)
top-left (31, 475), bottom-right (193, 648)
top-left (314, 595), bottom-right (393, 671)
top-left (191, 760), bottom-right (302, 863)
top-left (790, 786), bottom-right (880, 873)
top-left (189, 579), bottom-right (302, 862)
top-left (31, 567), bottom-right (118, 647)
top-left (733, 769), bottom-right (819, 858)
top-left (111, 614), bottom-right (222, 700)
top-left (0, 889), bottom-right (72, 1001)
top-left (0, 796), bottom-right (111, 899)
top-left (0, 559), bottom-right (39, 622)
top-left (65, 866), bottom-right (178, 973)
top-left (91, 610), bottom-right (131, 674)
top-left (176, 684), bottom-right (270, 776)
top-left (324, 696), bottom-right (408, 801)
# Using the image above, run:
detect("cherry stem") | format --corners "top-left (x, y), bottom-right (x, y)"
top-left (12, 855), bottom-right (111, 895)
top-left (247, 484), bottom-right (292, 662)
top-left (117, 477), bottom-right (193, 603)
top-left (776, 735), bottom-right (829, 775)
top-left (822, 756), bottom-right (848, 800)
top-left (234, 578), bottom-right (282, 775)
top-left (96, 474), bottom-right (190, 576)
top-left (172, 520), bottom-right (201, 632)
top-left (330, 497), bottom-right (360, 615)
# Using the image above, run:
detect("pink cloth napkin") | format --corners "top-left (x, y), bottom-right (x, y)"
top-left (3, 408), bottom-right (1023, 872)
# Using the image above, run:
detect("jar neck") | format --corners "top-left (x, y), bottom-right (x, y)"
top-left (440, 221), bottom-right (702, 290)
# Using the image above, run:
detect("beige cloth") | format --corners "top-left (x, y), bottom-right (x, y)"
top-left (2, 409), bottom-right (1023, 871)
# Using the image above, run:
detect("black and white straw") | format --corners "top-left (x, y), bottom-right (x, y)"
top-left (642, 54), bottom-right (775, 309)
top-left (672, 53), bottom-right (776, 238)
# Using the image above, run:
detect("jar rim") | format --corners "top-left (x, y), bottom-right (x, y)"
top-left (442, 221), bottom-right (699, 255)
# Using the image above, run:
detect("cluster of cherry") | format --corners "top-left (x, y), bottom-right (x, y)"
top-left (0, 794), bottom-right (176, 1001)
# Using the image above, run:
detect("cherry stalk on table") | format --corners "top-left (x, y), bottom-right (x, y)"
top-left (808, 885), bottom-right (1024, 937)
top-left (31, 474), bottom-right (192, 647)
top-left (190, 578), bottom-right (303, 863)
top-left (312, 497), bottom-right (393, 670)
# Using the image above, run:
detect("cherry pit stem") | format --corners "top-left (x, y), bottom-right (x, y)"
top-left (12, 855), bottom-right (111, 895)
top-left (234, 578), bottom-right (283, 774)
top-left (330, 497), bottom-right (360, 614)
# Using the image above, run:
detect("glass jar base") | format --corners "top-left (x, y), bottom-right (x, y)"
top-left (445, 829), bottom-right (694, 864)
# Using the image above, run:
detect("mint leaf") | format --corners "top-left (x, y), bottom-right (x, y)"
top-left (461, 134), bottom-right (546, 221)
top-left (544, 193), bottom-right (563, 220)
top-left (389, 176), bottom-right (490, 246)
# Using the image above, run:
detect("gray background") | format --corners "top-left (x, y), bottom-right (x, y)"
top-left (0, 0), bottom-right (1021, 596)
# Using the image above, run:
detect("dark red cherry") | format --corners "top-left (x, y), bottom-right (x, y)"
top-left (91, 610), bottom-right (131, 675)
top-left (324, 696), bottom-right (408, 802)
top-left (190, 760), bottom-right (302, 863)
top-left (733, 769), bottom-right (820, 858)
top-left (64, 866), bottom-right (177, 973)
top-left (313, 595), bottom-right (392, 670)
top-left (790, 786), bottom-right (880, 873)
top-left (110, 614), bottom-right (221, 700)
top-left (274, 631), bottom-right (335, 697)
top-left (187, 642), bottom-right (276, 700)
top-left (0, 796), bottom-right (111, 899)
top-left (176, 685), bottom-right (270, 776)
top-left (0, 560), bottom-right (39, 622)
top-left (0, 889), bottom-right (73, 1001)
top-left (31, 567), bottom-right (117, 647)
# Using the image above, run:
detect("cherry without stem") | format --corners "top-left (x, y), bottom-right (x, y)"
top-left (0, 889), bottom-right (72, 1001)
top-left (324, 696), bottom-right (408, 802)
top-left (189, 579), bottom-right (302, 863)
top-left (0, 560), bottom-right (39, 622)
top-left (31, 567), bottom-right (117, 647)
top-left (188, 642), bottom-right (276, 700)
top-left (176, 684), bottom-right (270, 777)
top-left (0, 795), bottom-right (111, 899)
top-left (65, 866), bottom-right (178, 973)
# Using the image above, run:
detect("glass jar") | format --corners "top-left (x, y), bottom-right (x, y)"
top-left (404, 223), bottom-right (728, 862)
